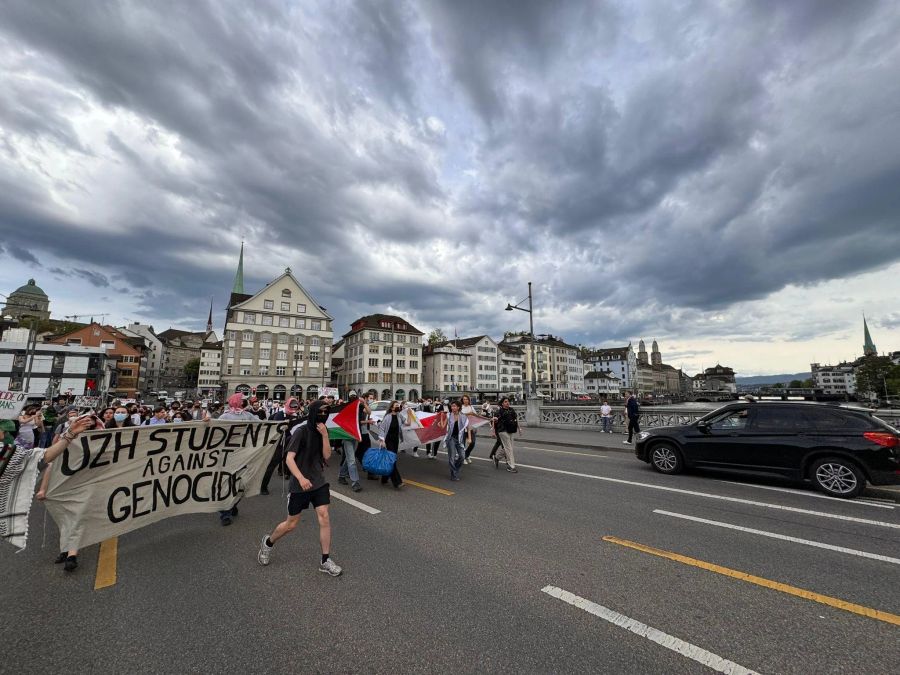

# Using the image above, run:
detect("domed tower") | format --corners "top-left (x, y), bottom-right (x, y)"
top-left (2, 279), bottom-right (50, 321)
top-left (651, 340), bottom-right (662, 366)
top-left (638, 339), bottom-right (648, 365)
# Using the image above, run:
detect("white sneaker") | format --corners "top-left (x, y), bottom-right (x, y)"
top-left (623, 439), bottom-right (631, 444)
top-left (258, 535), bottom-right (273, 566)
top-left (465, 458), bottom-right (472, 465)
top-left (412, 450), bottom-right (420, 458)
top-left (319, 557), bottom-right (343, 576)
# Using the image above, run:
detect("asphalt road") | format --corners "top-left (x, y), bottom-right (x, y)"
top-left (3, 434), bottom-right (899, 674)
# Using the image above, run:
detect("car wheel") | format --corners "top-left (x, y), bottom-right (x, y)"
top-left (649, 443), bottom-right (683, 475)
top-left (810, 457), bottom-right (865, 498)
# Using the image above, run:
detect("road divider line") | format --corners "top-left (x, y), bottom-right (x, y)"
top-left (711, 479), bottom-right (894, 509)
top-left (404, 479), bottom-right (455, 496)
top-left (518, 445), bottom-right (608, 458)
top-left (465, 456), bottom-right (900, 529)
top-left (330, 491), bottom-right (381, 514)
top-left (541, 585), bottom-right (759, 674)
top-left (653, 510), bottom-right (900, 565)
top-left (94, 537), bottom-right (118, 590)
top-left (603, 536), bottom-right (900, 626)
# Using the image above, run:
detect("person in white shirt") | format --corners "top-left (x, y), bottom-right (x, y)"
top-left (600, 399), bottom-right (613, 433)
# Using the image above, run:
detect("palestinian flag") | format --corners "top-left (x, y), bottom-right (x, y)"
top-left (325, 400), bottom-right (362, 442)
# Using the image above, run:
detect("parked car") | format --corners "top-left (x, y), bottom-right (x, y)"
top-left (634, 401), bottom-right (900, 498)
top-left (368, 400), bottom-right (392, 423)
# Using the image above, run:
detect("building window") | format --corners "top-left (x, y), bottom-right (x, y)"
top-left (281, 302), bottom-right (290, 311)
top-left (397, 360), bottom-right (406, 368)
top-left (240, 367), bottom-right (252, 376)
top-left (410, 361), bottom-right (418, 368)
top-left (277, 350), bottom-right (287, 360)
top-left (396, 347), bottom-right (406, 355)
top-left (245, 313), bottom-right (256, 325)
top-left (369, 345), bottom-right (379, 353)
top-left (279, 316), bottom-right (290, 327)
top-left (311, 320), bottom-right (322, 331)
top-left (101, 340), bottom-right (116, 349)
top-left (382, 359), bottom-right (392, 367)
top-left (227, 346), bottom-right (235, 357)
top-left (297, 303), bottom-right (306, 313)
top-left (226, 365), bottom-right (232, 375)
top-left (311, 337), bottom-right (320, 347)
top-left (242, 331), bottom-right (253, 341)
top-left (276, 366), bottom-right (286, 376)
top-left (226, 330), bottom-right (236, 340)
top-left (66, 338), bottom-right (82, 346)
top-left (410, 348), bottom-right (419, 356)
top-left (277, 334), bottom-right (289, 345)
top-left (264, 300), bottom-right (274, 310)
top-left (262, 315), bottom-right (273, 326)
top-left (309, 352), bottom-right (319, 361)
top-left (260, 349), bottom-right (271, 360)
top-left (369, 358), bottom-right (378, 367)
top-left (241, 348), bottom-right (254, 359)
top-left (295, 319), bottom-right (306, 329)
top-left (259, 365), bottom-right (269, 376)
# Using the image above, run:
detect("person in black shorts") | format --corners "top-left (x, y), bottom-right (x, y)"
top-left (257, 400), bottom-right (342, 576)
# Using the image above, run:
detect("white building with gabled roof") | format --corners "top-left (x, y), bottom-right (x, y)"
top-left (221, 252), bottom-right (334, 401)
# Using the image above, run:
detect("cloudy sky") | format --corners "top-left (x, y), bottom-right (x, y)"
top-left (1, 0), bottom-right (898, 376)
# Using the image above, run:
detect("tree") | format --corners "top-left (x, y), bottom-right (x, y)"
top-left (802, 378), bottom-right (815, 388)
top-left (183, 357), bottom-right (200, 383)
top-left (427, 328), bottom-right (447, 346)
top-left (854, 355), bottom-right (894, 400)
top-left (789, 380), bottom-right (804, 388)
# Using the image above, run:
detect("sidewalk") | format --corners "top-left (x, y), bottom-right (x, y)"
top-left (517, 426), bottom-right (634, 453)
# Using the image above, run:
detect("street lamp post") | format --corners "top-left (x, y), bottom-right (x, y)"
top-left (505, 281), bottom-right (537, 398)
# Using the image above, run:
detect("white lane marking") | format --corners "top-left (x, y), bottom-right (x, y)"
top-left (466, 456), bottom-right (900, 530)
top-left (518, 444), bottom-right (608, 458)
top-left (654, 510), bottom-right (900, 565)
top-left (711, 479), bottom-right (895, 509)
top-left (542, 586), bottom-right (759, 675)
top-left (330, 490), bottom-right (381, 515)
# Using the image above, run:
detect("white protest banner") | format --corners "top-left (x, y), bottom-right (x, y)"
top-left (0, 391), bottom-right (28, 420)
top-left (321, 386), bottom-right (338, 398)
top-left (73, 395), bottom-right (101, 409)
top-left (43, 419), bottom-right (287, 551)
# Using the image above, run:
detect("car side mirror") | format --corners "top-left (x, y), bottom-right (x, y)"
top-left (697, 420), bottom-right (710, 433)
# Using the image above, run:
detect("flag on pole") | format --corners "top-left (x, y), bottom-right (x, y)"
top-left (325, 399), bottom-right (361, 442)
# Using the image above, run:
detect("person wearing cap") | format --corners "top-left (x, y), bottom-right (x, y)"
top-left (260, 397), bottom-right (303, 495)
top-left (337, 391), bottom-right (364, 492)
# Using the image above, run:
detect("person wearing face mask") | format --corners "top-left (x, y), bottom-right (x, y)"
top-left (374, 401), bottom-right (404, 489)
top-left (106, 406), bottom-right (135, 429)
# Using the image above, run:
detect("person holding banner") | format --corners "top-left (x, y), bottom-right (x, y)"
top-left (217, 393), bottom-right (258, 525)
top-left (375, 401), bottom-right (404, 489)
top-left (258, 401), bottom-right (343, 576)
top-left (337, 391), bottom-right (364, 493)
top-left (440, 400), bottom-right (471, 482)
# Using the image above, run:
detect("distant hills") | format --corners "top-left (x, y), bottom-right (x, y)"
top-left (736, 373), bottom-right (812, 385)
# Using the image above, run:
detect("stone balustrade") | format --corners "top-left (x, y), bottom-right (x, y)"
top-left (511, 405), bottom-right (900, 432)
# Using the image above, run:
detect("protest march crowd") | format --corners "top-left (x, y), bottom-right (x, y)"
top-left (0, 388), bottom-right (523, 579)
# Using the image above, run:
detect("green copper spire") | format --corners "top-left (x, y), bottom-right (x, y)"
top-left (232, 242), bottom-right (245, 294)
top-left (863, 315), bottom-right (877, 356)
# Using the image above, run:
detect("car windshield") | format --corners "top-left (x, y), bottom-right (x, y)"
top-left (697, 404), bottom-right (736, 423)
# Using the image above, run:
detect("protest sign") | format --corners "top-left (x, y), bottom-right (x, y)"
top-left (73, 395), bottom-right (101, 409)
top-left (0, 391), bottom-right (27, 420)
top-left (321, 386), bottom-right (339, 398)
top-left (43, 419), bottom-right (287, 551)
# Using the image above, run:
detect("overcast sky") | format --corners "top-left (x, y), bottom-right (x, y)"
top-left (1, 1), bottom-right (898, 376)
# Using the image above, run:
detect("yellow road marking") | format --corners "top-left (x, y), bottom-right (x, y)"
top-left (94, 537), bottom-right (118, 590)
top-left (404, 479), bottom-right (454, 496)
top-left (603, 536), bottom-right (900, 626)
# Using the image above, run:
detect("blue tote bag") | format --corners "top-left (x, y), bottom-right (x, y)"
top-left (362, 448), bottom-right (396, 476)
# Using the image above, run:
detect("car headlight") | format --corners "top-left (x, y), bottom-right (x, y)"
top-left (637, 431), bottom-right (651, 441)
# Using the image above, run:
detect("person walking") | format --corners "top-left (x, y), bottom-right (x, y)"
top-left (600, 399), bottom-right (613, 433)
top-left (375, 401), bottom-right (404, 489)
top-left (260, 397), bottom-right (303, 495)
top-left (217, 393), bottom-right (258, 525)
top-left (460, 395), bottom-right (478, 464)
top-left (257, 400), bottom-right (342, 576)
top-left (440, 400), bottom-right (470, 481)
top-left (492, 397), bottom-right (520, 473)
top-left (624, 391), bottom-right (641, 444)
top-left (337, 391), bottom-right (364, 492)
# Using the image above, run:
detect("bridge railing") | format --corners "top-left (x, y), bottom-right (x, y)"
top-left (511, 405), bottom-right (900, 432)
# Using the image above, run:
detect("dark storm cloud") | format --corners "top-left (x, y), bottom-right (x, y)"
top-left (0, 0), bottom-right (898, 346)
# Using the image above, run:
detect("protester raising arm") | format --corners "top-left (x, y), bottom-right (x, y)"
top-left (42, 415), bottom-right (95, 464)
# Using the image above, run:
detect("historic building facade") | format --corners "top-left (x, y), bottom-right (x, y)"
top-left (340, 314), bottom-right (423, 401)
top-left (221, 248), bottom-right (334, 401)
top-left (2, 279), bottom-right (51, 321)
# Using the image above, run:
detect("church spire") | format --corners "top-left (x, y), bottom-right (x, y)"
top-left (232, 242), bottom-right (245, 294)
top-left (206, 297), bottom-right (213, 333)
top-left (863, 315), bottom-right (877, 356)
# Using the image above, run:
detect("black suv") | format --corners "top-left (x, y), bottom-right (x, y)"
top-left (634, 402), bottom-right (900, 498)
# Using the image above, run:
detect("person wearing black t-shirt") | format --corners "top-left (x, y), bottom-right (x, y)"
top-left (257, 401), bottom-right (343, 575)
